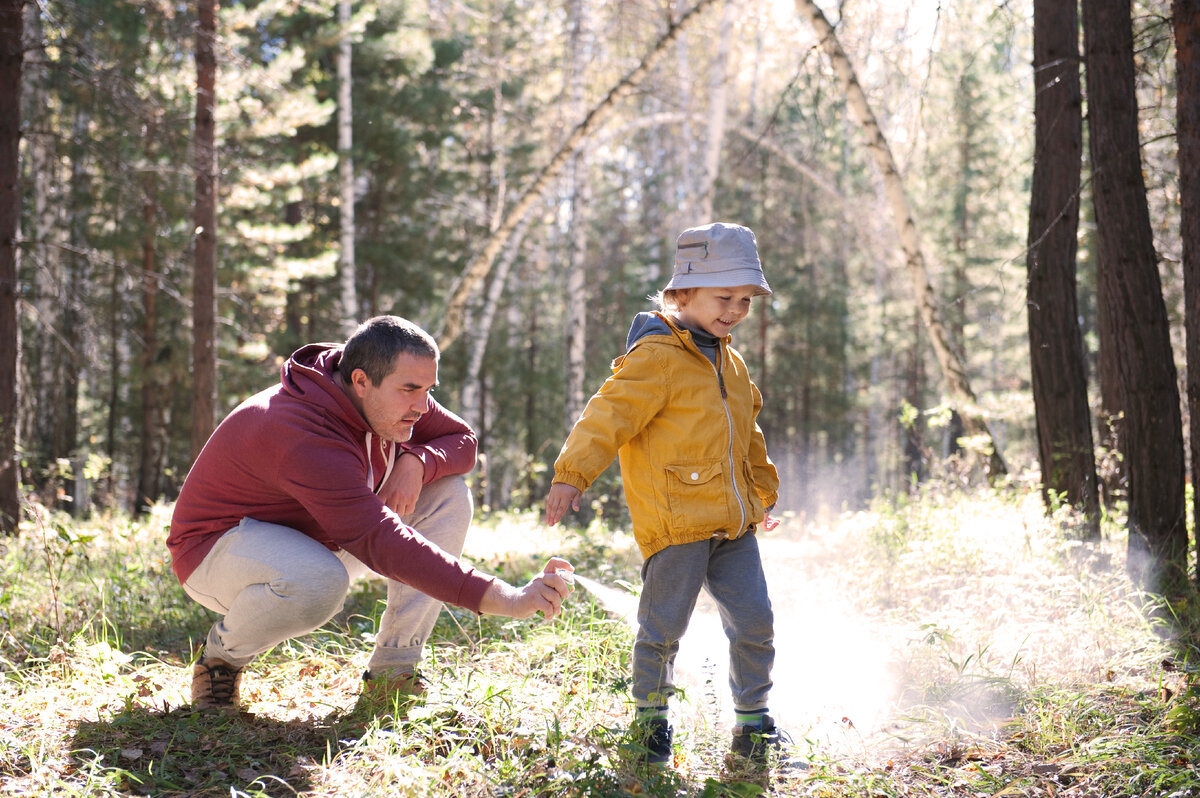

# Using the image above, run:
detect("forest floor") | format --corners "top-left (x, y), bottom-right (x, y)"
top-left (0, 480), bottom-right (1197, 796)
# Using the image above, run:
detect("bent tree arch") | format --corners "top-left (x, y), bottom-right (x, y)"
top-left (434, 0), bottom-right (721, 350)
top-left (793, 0), bottom-right (1007, 478)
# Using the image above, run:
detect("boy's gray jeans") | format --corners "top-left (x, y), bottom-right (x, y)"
top-left (634, 532), bottom-right (775, 713)
top-left (182, 475), bottom-right (472, 677)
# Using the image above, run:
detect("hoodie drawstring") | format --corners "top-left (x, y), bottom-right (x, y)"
top-left (365, 431), bottom-right (398, 492)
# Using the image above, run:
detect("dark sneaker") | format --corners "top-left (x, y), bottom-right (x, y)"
top-left (629, 716), bottom-right (673, 766)
top-left (729, 714), bottom-right (785, 766)
top-left (191, 656), bottom-right (243, 709)
top-left (353, 669), bottom-right (427, 719)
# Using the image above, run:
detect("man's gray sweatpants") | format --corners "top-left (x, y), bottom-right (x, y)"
top-left (182, 475), bottom-right (472, 677)
top-left (633, 532), bottom-right (774, 713)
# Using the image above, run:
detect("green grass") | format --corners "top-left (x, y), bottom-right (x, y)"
top-left (2, 480), bottom-right (1199, 796)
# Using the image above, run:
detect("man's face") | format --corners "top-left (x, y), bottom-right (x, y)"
top-left (348, 352), bottom-right (439, 443)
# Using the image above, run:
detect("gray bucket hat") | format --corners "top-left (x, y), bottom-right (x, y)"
top-left (665, 222), bottom-right (772, 296)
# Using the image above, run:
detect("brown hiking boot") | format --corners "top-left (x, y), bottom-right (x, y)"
top-left (191, 656), bottom-right (243, 709)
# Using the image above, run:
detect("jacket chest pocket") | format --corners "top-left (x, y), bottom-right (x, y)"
top-left (664, 461), bottom-right (727, 532)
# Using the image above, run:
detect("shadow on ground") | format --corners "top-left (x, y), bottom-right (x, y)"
top-left (70, 703), bottom-right (363, 796)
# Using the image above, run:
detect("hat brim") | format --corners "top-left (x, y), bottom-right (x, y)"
top-left (663, 269), bottom-right (772, 296)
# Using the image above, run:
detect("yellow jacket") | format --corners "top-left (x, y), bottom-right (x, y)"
top-left (553, 312), bottom-right (780, 560)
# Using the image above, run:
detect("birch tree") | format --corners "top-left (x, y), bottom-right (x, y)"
top-left (697, 0), bottom-right (732, 222)
top-left (462, 13), bottom-right (511, 443)
top-left (673, 0), bottom-right (696, 230)
top-left (563, 0), bottom-right (589, 430)
top-left (794, 0), bottom-right (1007, 478)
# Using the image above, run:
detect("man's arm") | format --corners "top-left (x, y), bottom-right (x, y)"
top-left (479, 558), bottom-right (575, 619)
top-left (402, 397), bottom-right (478, 483)
top-left (281, 425), bottom-right (575, 617)
top-left (377, 452), bottom-right (425, 516)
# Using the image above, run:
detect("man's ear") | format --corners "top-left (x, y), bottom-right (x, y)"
top-left (349, 368), bottom-right (372, 396)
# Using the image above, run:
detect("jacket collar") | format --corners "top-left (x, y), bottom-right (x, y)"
top-left (626, 311), bottom-right (731, 353)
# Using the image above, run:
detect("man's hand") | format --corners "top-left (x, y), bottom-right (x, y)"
top-left (479, 557), bottom-right (575, 619)
top-left (378, 452), bottom-right (425, 516)
top-left (545, 483), bottom-right (583, 526)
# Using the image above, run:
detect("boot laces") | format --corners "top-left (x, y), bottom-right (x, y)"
top-left (199, 661), bottom-right (240, 703)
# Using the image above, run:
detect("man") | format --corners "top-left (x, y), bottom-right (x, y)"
top-left (169, 315), bottom-right (572, 709)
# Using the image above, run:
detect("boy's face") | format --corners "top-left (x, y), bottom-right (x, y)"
top-left (673, 285), bottom-right (758, 338)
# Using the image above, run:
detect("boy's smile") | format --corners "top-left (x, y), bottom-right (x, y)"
top-left (674, 285), bottom-right (758, 339)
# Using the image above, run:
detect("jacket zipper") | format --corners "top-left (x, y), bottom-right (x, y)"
top-left (711, 344), bottom-right (747, 534)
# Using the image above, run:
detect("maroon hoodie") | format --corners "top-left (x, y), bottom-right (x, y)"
top-left (168, 343), bottom-right (494, 613)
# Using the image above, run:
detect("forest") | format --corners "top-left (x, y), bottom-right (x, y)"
top-left (0, 0), bottom-right (1198, 592)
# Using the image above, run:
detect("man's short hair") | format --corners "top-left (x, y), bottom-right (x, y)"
top-left (341, 316), bottom-right (439, 386)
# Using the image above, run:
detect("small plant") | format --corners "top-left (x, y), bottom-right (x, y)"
top-left (28, 503), bottom-right (98, 641)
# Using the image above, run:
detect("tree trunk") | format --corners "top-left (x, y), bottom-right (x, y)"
top-left (949, 74), bottom-right (970, 368)
top-left (1026, 0), bottom-right (1098, 535)
top-left (190, 0), bottom-right (218, 460)
top-left (563, 0), bottom-right (589, 431)
top-left (1083, 0), bottom-right (1187, 593)
top-left (672, 0), bottom-right (694, 231)
top-left (462, 22), bottom-right (509, 498)
top-left (794, 0), bottom-right (1007, 479)
top-left (0, 0), bottom-right (21, 534)
top-left (697, 0), bottom-right (731, 222)
top-left (903, 309), bottom-right (927, 485)
top-left (25, 0), bottom-right (68, 506)
top-left (137, 116), bottom-right (162, 515)
top-left (435, 0), bottom-right (721, 350)
top-left (462, 222), bottom-right (524, 433)
top-left (104, 251), bottom-right (124, 508)
top-left (62, 108), bottom-right (88, 512)
top-left (1175, 0), bottom-right (1200, 581)
top-left (337, 0), bottom-right (358, 334)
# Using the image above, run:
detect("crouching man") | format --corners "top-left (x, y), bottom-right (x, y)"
top-left (168, 315), bottom-right (572, 708)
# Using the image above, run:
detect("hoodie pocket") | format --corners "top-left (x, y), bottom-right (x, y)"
top-left (664, 461), bottom-right (726, 532)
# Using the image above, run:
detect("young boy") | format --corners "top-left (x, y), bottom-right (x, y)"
top-left (545, 222), bottom-right (782, 767)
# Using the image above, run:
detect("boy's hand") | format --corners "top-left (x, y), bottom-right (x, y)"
top-left (545, 483), bottom-right (583, 526)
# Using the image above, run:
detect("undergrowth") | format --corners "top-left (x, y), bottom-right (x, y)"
top-left (0, 480), bottom-right (1198, 796)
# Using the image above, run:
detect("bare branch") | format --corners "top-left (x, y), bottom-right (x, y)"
top-left (435, 0), bottom-right (721, 350)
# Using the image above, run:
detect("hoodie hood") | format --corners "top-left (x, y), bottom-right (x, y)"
top-left (625, 312), bottom-right (673, 351)
top-left (280, 343), bottom-right (371, 436)
top-left (625, 311), bottom-right (723, 353)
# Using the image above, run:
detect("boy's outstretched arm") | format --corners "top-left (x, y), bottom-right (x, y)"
top-left (545, 482), bottom-right (583, 526)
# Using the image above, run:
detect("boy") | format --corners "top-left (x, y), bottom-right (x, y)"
top-left (545, 222), bottom-right (782, 767)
